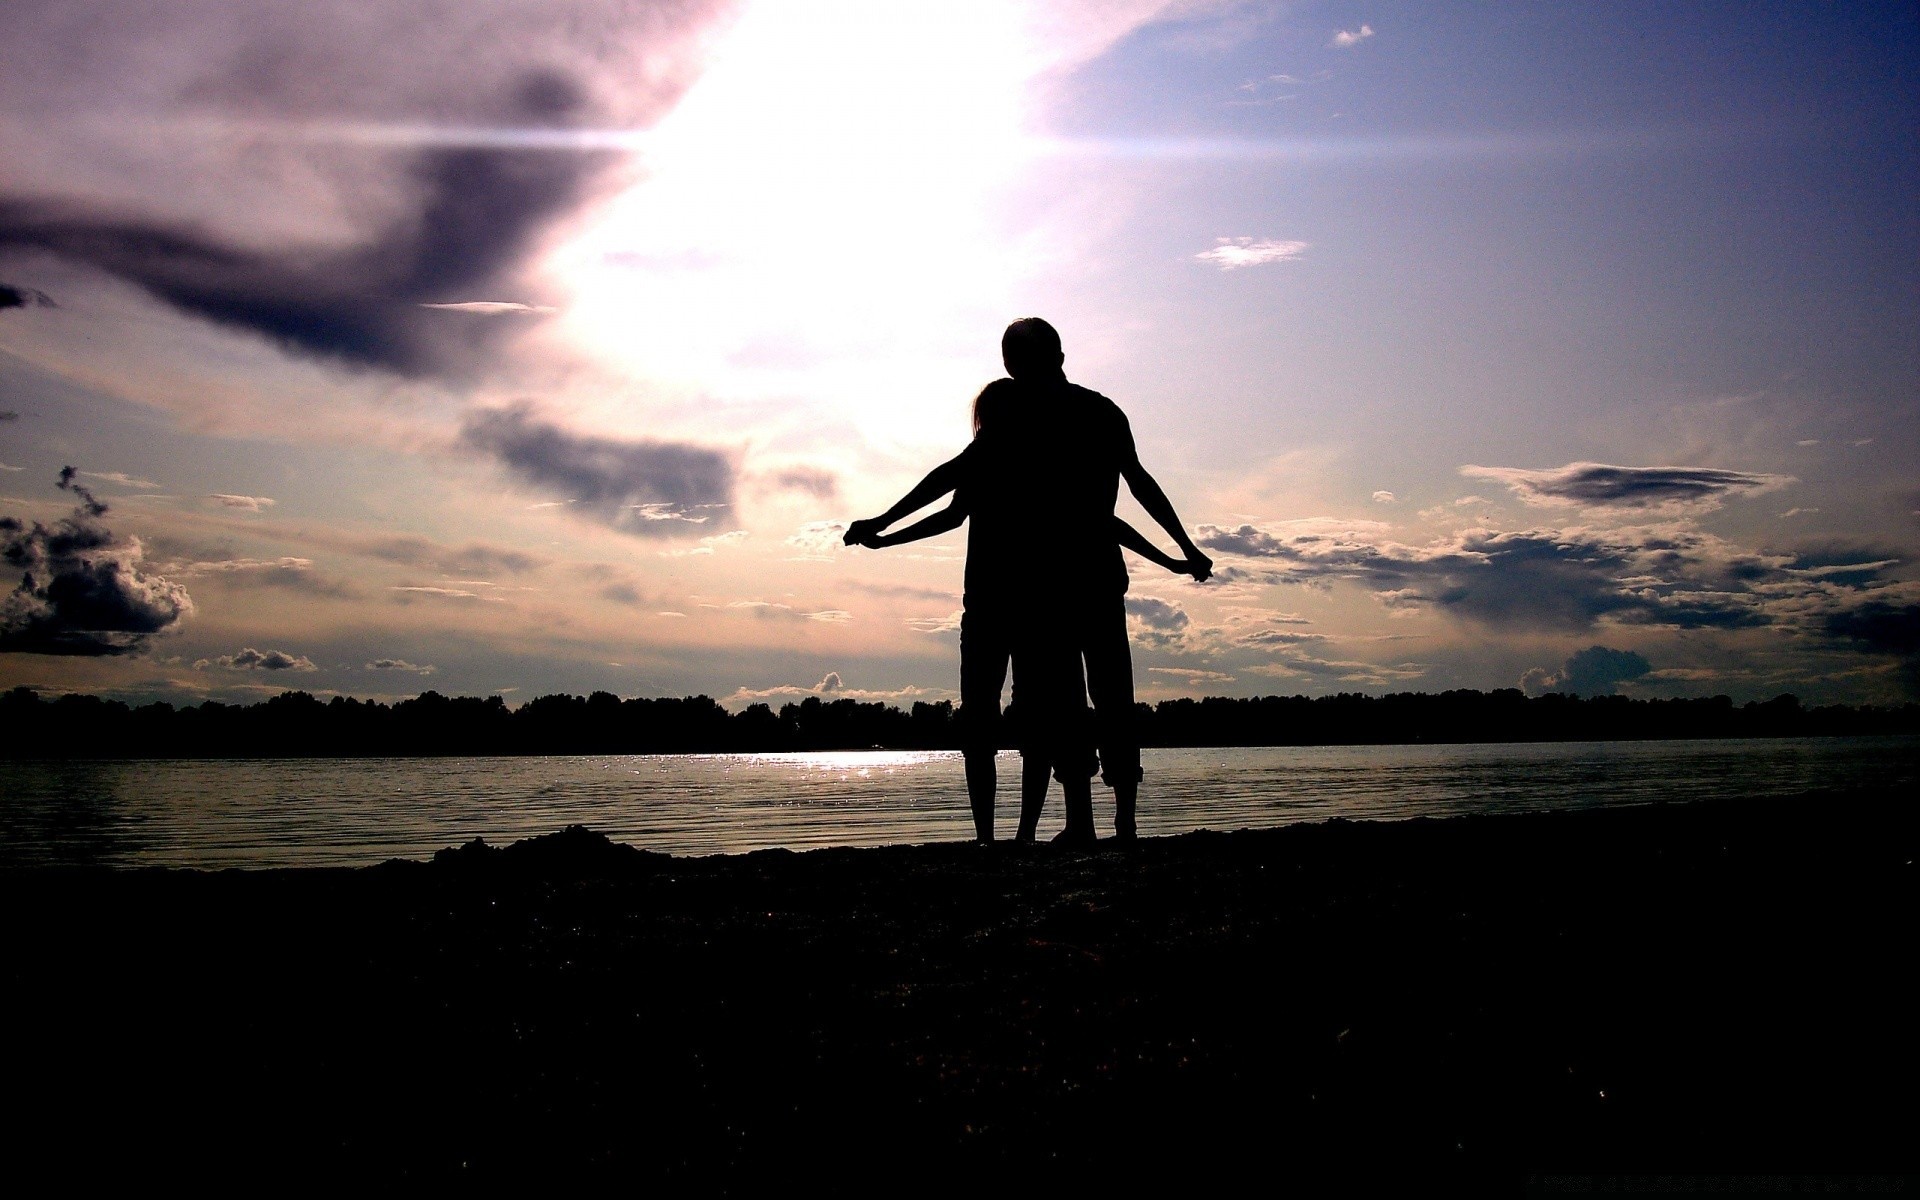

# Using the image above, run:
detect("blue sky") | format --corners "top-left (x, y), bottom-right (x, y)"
top-left (2, 0), bottom-right (1915, 708)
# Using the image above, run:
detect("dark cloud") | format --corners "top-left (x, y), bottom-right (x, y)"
top-left (0, 410), bottom-right (17, 421)
top-left (0, 1), bottom-right (729, 377)
top-left (1196, 522), bottom-right (1779, 632)
top-left (0, 283), bottom-right (55, 310)
top-left (1, 469), bottom-right (193, 655)
top-left (196, 646), bottom-right (317, 671)
top-left (1461, 462), bottom-right (1794, 510)
top-left (0, 147), bottom-right (600, 375)
top-left (1521, 645), bottom-right (1653, 697)
top-left (461, 402), bottom-right (734, 536)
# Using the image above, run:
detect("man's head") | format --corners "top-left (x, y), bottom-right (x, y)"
top-left (1001, 317), bottom-right (1065, 381)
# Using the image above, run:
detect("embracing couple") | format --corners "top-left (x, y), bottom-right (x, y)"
top-left (845, 318), bottom-right (1212, 846)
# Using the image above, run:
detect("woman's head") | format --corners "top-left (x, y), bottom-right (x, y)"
top-left (971, 377), bottom-right (1020, 436)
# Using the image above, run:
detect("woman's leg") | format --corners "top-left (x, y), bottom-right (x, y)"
top-left (958, 609), bottom-right (1012, 841)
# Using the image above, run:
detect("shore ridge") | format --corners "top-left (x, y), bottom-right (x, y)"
top-left (7, 792), bottom-right (1912, 1188)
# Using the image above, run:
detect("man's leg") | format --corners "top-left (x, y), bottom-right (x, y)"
top-left (1082, 596), bottom-right (1141, 840)
top-left (958, 610), bottom-right (1012, 842)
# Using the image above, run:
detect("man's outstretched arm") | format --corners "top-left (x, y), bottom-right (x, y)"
top-left (844, 453), bottom-right (965, 546)
top-left (1120, 458), bottom-right (1212, 581)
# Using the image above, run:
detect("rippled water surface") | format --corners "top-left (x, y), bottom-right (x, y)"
top-left (2, 737), bottom-right (1913, 869)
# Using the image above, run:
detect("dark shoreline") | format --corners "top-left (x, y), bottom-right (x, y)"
top-left (6, 791), bottom-right (1914, 1190)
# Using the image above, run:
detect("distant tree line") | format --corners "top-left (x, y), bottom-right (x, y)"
top-left (2, 686), bottom-right (1915, 760)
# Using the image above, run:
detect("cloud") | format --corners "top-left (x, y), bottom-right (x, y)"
top-left (391, 584), bottom-right (481, 600)
top-left (726, 672), bottom-right (943, 708)
top-left (1148, 667), bottom-right (1236, 683)
top-left (173, 555), bottom-right (355, 597)
top-left (208, 494), bottom-right (276, 511)
top-left (1126, 594), bottom-right (1191, 648)
top-left (366, 658), bottom-right (435, 674)
top-left (0, 283), bottom-right (56, 309)
top-left (196, 646), bottom-right (317, 671)
top-left (907, 610), bottom-right (963, 633)
top-left (1, 468), bottom-right (193, 655)
top-left (418, 301), bottom-right (557, 315)
top-left (0, 1), bottom-right (730, 377)
top-left (768, 467), bottom-right (839, 499)
top-left (460, 402), bottom-right (735, 535)
top-left (81, 471), bottom-right (162, 490)
top-left (0, 411), bottom-right (18, 421)
top-left (1195, 237), bottom-right (1309, 269)
top-left (1460, 462), bottom-right (1795, 511)
top-left (816, 671), bottom-right (843, 693)
top-left (660, 529), bottom-right (750, 557)
top-left (351, 534), bottom-right (544, 575)
top-left (786, 521), bottom-right (848, 557)
top-left (1520, 645), bottom-right (1653, 697)
top-left (1372, 491), bottom-right (1396, 504)
top-left (1331, 24), bottom-right (1374, 47)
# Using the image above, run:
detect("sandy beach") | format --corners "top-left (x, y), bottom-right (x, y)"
top-left (6, 790), bottom-right (1912, 1191)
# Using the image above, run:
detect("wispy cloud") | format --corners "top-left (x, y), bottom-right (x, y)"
top-left (418, 301), bottom-right (556, 315)
top-left (1331, 24), bottom-right (1374, 48)
top-left (1195, 237), bottom-right (1309, 269)
top-left (208, 493), bottom-right (275, 511)
top-left (81, 470), bottom-right (161, 490)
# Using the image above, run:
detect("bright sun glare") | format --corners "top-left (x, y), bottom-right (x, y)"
top-left (561, 0), bottom-right (1041, 446)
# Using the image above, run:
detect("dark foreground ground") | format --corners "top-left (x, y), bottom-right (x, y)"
top-left (5, 793), bottom-right (1914, 1192)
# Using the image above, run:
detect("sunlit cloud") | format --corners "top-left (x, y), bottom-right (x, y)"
top-left (418, 301), bottom-right (557, 316)
top-left (1331, 24), bottom-right (1374, 48)
top-left (208, 494), bottom-right (275, 511)
top-left (1195, 237), bottom-right (1309, 269)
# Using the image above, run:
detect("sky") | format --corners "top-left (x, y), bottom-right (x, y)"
top-left (2, 0), bottom-right (1915, 711)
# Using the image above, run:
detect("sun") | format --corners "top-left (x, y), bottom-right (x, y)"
top-left (556, 0), bottom-right (1043, 449)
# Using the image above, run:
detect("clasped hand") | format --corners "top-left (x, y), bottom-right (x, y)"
top-left (843, 517), bottom-right (887, 548)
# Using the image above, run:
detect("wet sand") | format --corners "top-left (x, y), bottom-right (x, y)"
top-left (5, 791), bottom-right (1913, 1190)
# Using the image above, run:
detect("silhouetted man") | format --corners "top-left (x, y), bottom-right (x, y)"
top-left (847, 318), bottom-right (1211, 842)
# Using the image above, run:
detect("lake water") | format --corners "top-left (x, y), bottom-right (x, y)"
top-left (2, 737), bottom-right (1914, 870)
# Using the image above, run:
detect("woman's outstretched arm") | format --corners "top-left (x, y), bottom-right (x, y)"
top-left (1114, 517), bottom-right (1203, 578)
top-left (869, 499), bottom-right (968, 548)
top-left (843, 453), bottom-right (966, 546)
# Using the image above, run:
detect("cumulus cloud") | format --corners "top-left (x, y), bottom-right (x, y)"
top-left (786, 521), bottom-right (847, 557)
top-left (366, 658), bottom-right (435, 674)
top-left (1331, 24), bottom-right (1374, 47)
top-left (0, 1), bottom-right (730, 377)
top-left (726, 672), bottom-right (942, 708)
top-left (1195, 237), bottom-right (1309, 269)
top-left (1520, 645), bottom-right (1653, 697)
top-left (196, 646), bottom-right (317, 671)
top-left (1126, 595), bottom-right (1191, 648)
top-left (1196, 513), bottom-right (1920, 690)
top-left (1, 467), bottom-right (193, 656)
top-left (1372, 491), bottom-right (1396, 504)
top-left (460, 402), bottom-right (735, 535)
top-left (1461, 462), bottom-right (1795, 511)
top-left (209, 494), bottom-right (275, 511)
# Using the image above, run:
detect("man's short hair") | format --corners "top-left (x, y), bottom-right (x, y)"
top-left (1002, 317), bottom-right (1063, 379)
